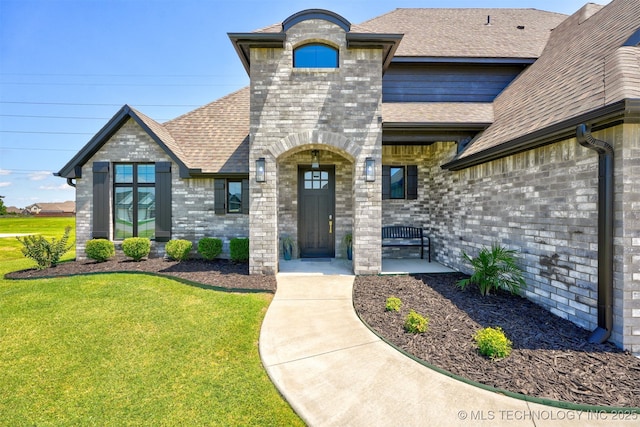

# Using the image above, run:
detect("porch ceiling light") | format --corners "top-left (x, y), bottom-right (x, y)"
top-left (311, 150), bottom-right (320, 169)
top-left (256, 158), bottom-right (266, 182)
top-left (365, 157), bottom-right (375, 182)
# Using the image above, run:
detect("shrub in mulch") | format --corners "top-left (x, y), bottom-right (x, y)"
top-left (353, 273), bottom-right (640, 408)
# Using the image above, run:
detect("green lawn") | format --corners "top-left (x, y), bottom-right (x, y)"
top-left (0, 218), bottom-right (303, 426)
top-left (0, 217), bottom-right (76, 263)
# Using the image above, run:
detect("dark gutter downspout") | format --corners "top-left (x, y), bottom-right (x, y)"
top-left (66, 178), bottom-right (76, 188)
top-left (576, 124), bottom-right (613, 344)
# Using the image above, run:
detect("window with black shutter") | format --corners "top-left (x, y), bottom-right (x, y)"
top-left (382, 165), bottom-right (418, 200)
top-left (214, 178), bottom-right (249, 214)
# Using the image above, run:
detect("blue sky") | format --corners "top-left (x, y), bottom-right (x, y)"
top-left (0, 0), bottom-right (608, 208)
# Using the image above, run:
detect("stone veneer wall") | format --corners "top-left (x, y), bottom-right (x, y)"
top-left (381, 146), bottom-right (432, 259)
top-left (427, 137), bottom-right (601, 333)
top-left (75, 119), bottom-right (248, 260)
top-left (383, 124), bottom-right (638, 353)
top-left (248, 18), bottom-right (382, 274)
top-left (618, 123), bottom-right (640, 354)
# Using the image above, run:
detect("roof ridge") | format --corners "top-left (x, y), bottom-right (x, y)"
top-left (127, 106), bottom-right (188, 162)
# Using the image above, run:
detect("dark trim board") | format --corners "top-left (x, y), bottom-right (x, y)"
top-left (443, 99), bottom-right (640, 171)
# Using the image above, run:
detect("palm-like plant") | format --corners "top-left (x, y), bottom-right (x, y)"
top-left (457, 243), bottom-right (525, 296)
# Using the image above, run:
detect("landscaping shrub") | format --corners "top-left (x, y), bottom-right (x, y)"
top-left (165, 239), bottom-right (193, 261)
top-left (229, 238), bottom-right (249, 262)
top-left (474, 326), bottom-right (512, 360)
top-left (85, 239), bottom-right (115, 262)
top-left (385, 296), bottom-right (402, 312)
top-left (198, 237), bottom-right (223, 260)
top-left (404, 310), bottom-right (429, 334)
top-left (457, 243), bottom-right (525, 296)
top-left (122, 237), bottom-right (151, 261)
top-left (16, 226), bottom-right (73, 269)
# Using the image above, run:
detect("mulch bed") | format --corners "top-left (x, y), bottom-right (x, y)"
top-left (5, 256), bottom-right (276, 292)
top-left (353, 273), bottom-right (640, 409)
top-left (7, 260), bottom-right (640, 408)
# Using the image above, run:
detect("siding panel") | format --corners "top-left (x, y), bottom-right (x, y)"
top-left (383, 64), bottom-right (524, 103)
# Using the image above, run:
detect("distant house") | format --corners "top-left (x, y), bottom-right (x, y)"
top-left (4, 206), bottom-right (23, 215)
top-left (25, 201), bottom-right (76, 217)
top-left (57, 1), bottom-right (640, 354)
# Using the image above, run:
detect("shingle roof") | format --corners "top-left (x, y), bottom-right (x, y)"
top-left (357, 8), bottom-right (566, 58)
top-left (128, 107), bottom-right (188, 163)
top-left (31, 201), bottom-right (76, 213)
top-left (67, 6), bottom-right (637, 177)
top-left (460, 0), bottom-right (640, 159)
top-left (383, 102), bottom-right (494, 125)
top-left (163, 87), bottom-right (250, 174)
top-left (56, 105), bottom-right (191, 179)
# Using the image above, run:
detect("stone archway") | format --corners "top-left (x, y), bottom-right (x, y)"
top-left (267, 130), bottom-right (360, 162)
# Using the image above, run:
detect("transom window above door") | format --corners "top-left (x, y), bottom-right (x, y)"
top-left (304, 170), bottom-right (329, 190)
top-left (293, 43), bottom-right (339, 68)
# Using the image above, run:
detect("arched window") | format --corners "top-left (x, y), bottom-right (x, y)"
top-left (293, 44), bottom-right (339, 68)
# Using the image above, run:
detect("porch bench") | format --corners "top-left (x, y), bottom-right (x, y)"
top-left (381, 226), bottom-right (431, 262)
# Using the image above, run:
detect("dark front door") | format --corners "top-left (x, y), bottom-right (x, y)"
top-left (298, 166), bottom-right (335, 258)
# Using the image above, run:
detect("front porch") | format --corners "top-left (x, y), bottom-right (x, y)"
top-left (278, 258), bottom-right (455, 276)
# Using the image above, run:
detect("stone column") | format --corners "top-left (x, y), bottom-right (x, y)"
top-left (353, 143), bottom-right (382, 275)
top-left (249, 153), bottom-right (278, 275)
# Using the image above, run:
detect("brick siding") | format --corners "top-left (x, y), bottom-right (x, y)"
top-left (382, 124), bottom-right (640, 353)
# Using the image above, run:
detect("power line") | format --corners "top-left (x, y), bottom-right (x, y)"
top-left (0, 130), bottom-right (93, 135)
top-left (1, 82), bottom-right (233, 87)
top-left (0, 169), bottom-right (58, 174)
top-left (0, 101), bottom-right (200, 107)
top-left (2, 168), bottom-right (59, 172)
top-left (0, 146), bottom-right (78, 152)
top-left (0, 114), bottom-right (171, 121)
top-left (0, 73), bottom-right (231, 78)
top-left (0, 114), bottom-right (110, 120)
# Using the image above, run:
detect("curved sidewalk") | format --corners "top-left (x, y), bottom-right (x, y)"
top-left (260, 271), bottom-right (621, 427)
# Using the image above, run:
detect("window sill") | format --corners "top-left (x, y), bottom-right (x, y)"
top-left (292, 68), bottom-right (339, 73)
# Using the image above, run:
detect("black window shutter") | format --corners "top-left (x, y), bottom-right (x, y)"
top-left (214, 179), bottom-right (226, 215)
top-left (155, 162), bottom-right (172, 242)
top-left (407, 165), bottom-right (418, 200)
top-left (92, 162), bottom-right (110, 239)
top-left (382, 165), bottom-right (391, 200)
top-left (242, 179), bottom-right (249, 215)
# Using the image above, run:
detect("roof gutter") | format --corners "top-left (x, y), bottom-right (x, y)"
top-left (442, 99), bottom-right (640, 171)
top-left (576, 124), bottom-right (614, 344)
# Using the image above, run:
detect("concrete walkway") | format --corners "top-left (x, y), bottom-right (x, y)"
top-left (260, 266), bottom-right (623, 426)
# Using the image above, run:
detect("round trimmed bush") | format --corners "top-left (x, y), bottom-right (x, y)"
top-left (122, 237), bottom-right (151, 261)
top-left (85, 239), bottom-right (115, 262)
top-left (404, 310), bottom-right (429, 334)
top-left (198, 237), bottom-right (223, 260)
top-left (165, 239), bottom-right (193, 261)
top-left (474, 327), bottom-right (512, 359)
top-left (385, 296), bottom-right (402, 312)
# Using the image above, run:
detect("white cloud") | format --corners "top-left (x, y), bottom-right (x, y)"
top-left (29, 171), bottom-right (53, 181)
top-left (38, 183), bottom-right (74, 191)
top-left (0, 169), bottom-right (11, 176)
top-left (0, 182), bottom-right (11, 188)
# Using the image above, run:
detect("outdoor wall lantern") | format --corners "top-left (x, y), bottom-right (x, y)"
top-left (311, 150), bottom-right (320, 169)
top-left (365, 157), bottom-right (375, 182)
top-left (256, 158), bottom-right (266, 182)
